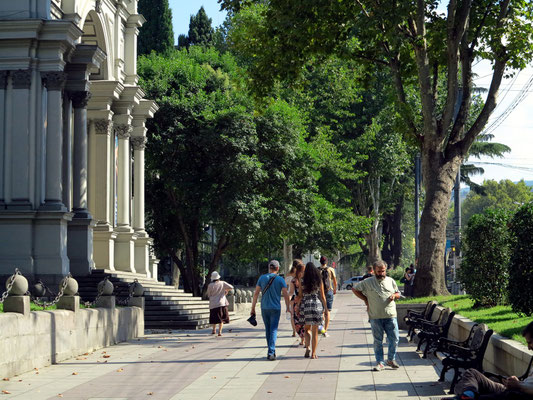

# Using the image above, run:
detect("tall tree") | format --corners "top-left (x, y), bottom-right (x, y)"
top-left (219, 0), bottom-right (533, 296)
top-left (188, 6), bottom-right (215, 46)
top-left (137, 0), bottom-right (174, 55)
top-left (138, 47), bottom-right (318, 296)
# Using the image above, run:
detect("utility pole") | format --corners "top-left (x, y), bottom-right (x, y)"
top-left (452, 87), bottom-right (463, 291)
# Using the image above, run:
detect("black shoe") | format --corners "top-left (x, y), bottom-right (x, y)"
top-left (267, 354), bottom-right (276, 361)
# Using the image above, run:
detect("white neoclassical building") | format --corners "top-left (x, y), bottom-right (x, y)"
top-left (0, 0), bottom-right (158, 285)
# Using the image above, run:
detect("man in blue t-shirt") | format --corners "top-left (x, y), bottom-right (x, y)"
top-left (251, 260), bottom-right (290, 360)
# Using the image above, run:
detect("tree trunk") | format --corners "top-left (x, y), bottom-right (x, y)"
top-left (414, 151), bottom-right (458, 296)
top-left (171, 250), bottom-right (182, 287)
top-left (282, 239), bottom-right (293, 275)
top-left (363, 225), bottom-right (382, 267)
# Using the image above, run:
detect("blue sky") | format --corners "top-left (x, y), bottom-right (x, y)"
top-left (169, 0), bottom-right (227, 39)
top-left (165, 1), bottom-right (533, 185)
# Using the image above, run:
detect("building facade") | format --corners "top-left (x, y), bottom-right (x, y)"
top-left (0, 0), bottom-right (157, 285)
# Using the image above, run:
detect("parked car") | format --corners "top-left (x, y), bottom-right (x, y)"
top-left (341, 276), bottom-right (363, 290)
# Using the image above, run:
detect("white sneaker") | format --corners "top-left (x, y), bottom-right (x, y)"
top-left (372, 363), bottom-right (385, 371)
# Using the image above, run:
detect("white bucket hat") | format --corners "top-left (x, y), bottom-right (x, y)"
top-left (211, 271), bottom-right (221, 281)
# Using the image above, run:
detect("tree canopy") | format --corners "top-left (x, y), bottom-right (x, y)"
top-left (219, 0), bottom-right (533, 295)
top-left (137, 0), bottom-right (174, 55)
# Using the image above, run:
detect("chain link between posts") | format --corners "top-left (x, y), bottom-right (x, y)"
top-left (116, 279), bottom-right (139, 306)
top-left (82, 276), bottom-right (110, 308)
top-left (29, 273), bottom-right (71, 309)
top-left (0, 268), bottom-right (20, 304)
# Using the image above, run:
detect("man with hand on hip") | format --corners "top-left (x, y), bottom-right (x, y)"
top-left (352, 260), bottom-right (401, 371)
top-left (251, 260), bottom-right (291, 360)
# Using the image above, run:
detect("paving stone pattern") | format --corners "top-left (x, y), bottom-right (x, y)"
top-left (1, 293), bottom-right (453, 399)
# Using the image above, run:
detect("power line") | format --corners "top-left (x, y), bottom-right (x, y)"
top-left (473, 161), bottom-right (533, 173)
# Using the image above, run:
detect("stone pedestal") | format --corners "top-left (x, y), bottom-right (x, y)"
top-left (134, 235), bottom-right (151, 277)
top-left (95, 295), bottom-right (115, 309)
top-left (34, 211), bottom-right (72, 278)
top-left (114, 230), bottom-right (136, 273)
top-left (93, 224), bottom-right (116, 270)
top-left (57, 295), bottom-right (79, 312)
top-left (67, 217), bottom-right (95, 276)
top-left (149, 254), bottom-right (159, 282)
top-left (128, 296), bottom-right (144, 309)
top-left (4, 295), bottom-right (30, 316)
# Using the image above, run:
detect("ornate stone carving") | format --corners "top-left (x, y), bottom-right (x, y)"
top-left (93, 119), bottom-right (113, 135)
top-left (0, 71), bottom-right (8, 90)
top-left (70, 91), bottom-right (92, 108)
top-left (11, 70), bottom-right (32, 89)
top-left (130, 136), bottom-right (147, 150)
top-left (115, 124), bottom-right (132, 139)
top-left (42, 71), bottom-right (67, 91)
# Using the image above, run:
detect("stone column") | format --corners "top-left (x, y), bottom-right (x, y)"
top-left (113, 124), bottom-right (136, 273)
top-left (70, 90), bottom-right (92, 218)
top-left (67, 90), bottom-right (95, 276)
top-left (9, 69), bottom-right (32, 209)
top-left (0, 71), bottom-right (7, 205)
top-left (62, 92), bottom-right (73, 210)
top-left (131, 136), bottom-right (150, 276)
top-left (91, 118), bottom-right (116, 271)
top-left (42, 72), bottom-right (67, 210)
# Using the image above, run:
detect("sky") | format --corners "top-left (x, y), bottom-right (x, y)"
top-left (167, 0), bottom-right (533, 186)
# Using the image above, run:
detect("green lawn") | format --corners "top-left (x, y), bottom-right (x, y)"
top-left (0, 303), bottom-right (89, 312)
top-left (398, 295), bottom-right (532, 345)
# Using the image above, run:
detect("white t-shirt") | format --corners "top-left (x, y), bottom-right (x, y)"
top-left (207, 281), bottom-right (233, 309)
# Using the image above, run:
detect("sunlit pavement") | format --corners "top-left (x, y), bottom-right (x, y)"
top-left (1, 292), bottom-right (452, 399)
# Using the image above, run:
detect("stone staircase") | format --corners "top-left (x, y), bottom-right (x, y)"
top-left (75, 269), bottom-right (211, 330)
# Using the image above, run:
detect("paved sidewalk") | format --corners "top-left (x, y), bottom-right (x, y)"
top-left (1, 292), bottom-right (452, 400)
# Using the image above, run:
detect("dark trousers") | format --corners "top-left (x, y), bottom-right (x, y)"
top-left (455, 369), bottom-right (530, 400)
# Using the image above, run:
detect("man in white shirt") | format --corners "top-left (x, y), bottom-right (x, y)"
top-left (352, 260), bottom-right (401, 371)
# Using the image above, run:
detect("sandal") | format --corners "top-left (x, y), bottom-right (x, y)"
top-left (304, 349), bottom-right (310, 358)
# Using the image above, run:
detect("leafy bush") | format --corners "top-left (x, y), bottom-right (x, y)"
top-left (459, 208), bottom-right (512, 308)
top-left (508, 201), bottom-right (533, 316)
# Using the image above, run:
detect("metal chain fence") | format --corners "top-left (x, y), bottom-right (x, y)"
top-left (0, 268), bottom-right (20, 304)
top-left (116, 279), bottom-right (139, 306)
top-left (82, 276), bottom-right (110, 308)
top-left (28, 273), bottom-right (71, 309)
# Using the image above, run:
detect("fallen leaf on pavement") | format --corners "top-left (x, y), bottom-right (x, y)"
top-left (83, 353), bottom-right (89, 356)
top-left (103, 355), bottom-right (111, 358)
top-left (58, 394), bottom-right (63, 397)
top-left (117, 368), bottom-right (124, 372)
top-left (284, 376), bottom-right (290, 378)
top-left (147, 392), bottom-right (153, 395)
top-left (267, 391), bottom-right (272, 393)
top-left (72, 372), bottom-right (78, 375)
top-left (2, 378), bottom-right (8, 381)
top-left (2, 390), bottom-right (11, 394)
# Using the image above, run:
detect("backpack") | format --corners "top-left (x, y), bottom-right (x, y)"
top-left (320, 267), bottom-right (331, 291)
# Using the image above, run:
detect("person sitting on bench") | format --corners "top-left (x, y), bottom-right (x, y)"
top-left (451, 321), bottom-right (533, 400)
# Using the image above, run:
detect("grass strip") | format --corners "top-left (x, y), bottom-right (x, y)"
top-left (398, 295), bottom-right (532, 346)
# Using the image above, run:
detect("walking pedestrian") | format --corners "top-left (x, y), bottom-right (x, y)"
top-left (297, 262), bottom-right (328, 359)
top-left (318, 256), bottom-right (337, 336)
top-left (290, 260), bottom-right (306, 345)
top-left (286, 263), bottom-right (297, 337)
top-left (251, 260), bottom-right (291, 360)
top-left (207, 271), bottom-right (233, 336)
top-left (352, 260), bottom-right (401, 371)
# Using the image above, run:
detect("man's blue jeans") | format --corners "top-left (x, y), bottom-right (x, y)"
top-left (369, 318), bottom-right (399, 364)
top-left (261, 308), bottom-right (281, 356)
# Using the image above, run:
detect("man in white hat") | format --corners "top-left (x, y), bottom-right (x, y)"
top-left (251, 260), bottom-right (290, 360)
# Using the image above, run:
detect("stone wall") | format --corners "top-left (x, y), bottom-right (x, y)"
top-left (397, 303), bottom-right (532, 377)
top-left (0, 307), bottom-right (144, 378)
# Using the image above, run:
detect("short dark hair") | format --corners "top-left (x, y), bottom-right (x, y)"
top-left (320, 256), bottom-right (327, 265)
top-left (523, 321), bottom-right (533, 337)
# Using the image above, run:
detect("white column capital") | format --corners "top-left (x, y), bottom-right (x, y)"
top-left (92, 119), bottom-right (113, 136)
top-left (115, 124), bottom-right (132, 139)
top-left (130, 136), bottom-right (147, 150)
